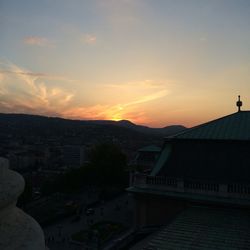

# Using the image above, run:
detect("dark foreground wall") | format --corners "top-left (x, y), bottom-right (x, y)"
top-left (134, 193), bottom-right (186, 228)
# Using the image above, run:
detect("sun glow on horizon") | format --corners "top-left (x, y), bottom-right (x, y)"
top-left (108, 106), bottom-right (124, 121)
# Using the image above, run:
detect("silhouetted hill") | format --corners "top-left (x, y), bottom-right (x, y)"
top-left (0, 113), bottom-right (186, 161)
top-left (0, 113), bottom-right (186, 139)
top-left (117, 119), bottom-right (185, 136)
top-left (82, 119), bottom-right (185, 136)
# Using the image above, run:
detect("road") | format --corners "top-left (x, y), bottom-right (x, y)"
top-left (44, 192), bottom-right (134, 250)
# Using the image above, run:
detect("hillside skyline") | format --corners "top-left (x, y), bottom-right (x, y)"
top-left (0, 112), bottom-right (186, 130)
top-left (1, 0), bottom-right (250, 127)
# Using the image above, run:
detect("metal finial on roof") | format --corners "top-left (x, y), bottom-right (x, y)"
top-left (236, 95), bottom-right (242, 112)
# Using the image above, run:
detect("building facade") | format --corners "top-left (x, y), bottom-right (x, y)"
top-left (128, 110), bottom-right (250, 229)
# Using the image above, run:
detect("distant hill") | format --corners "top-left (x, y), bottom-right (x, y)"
top-left (0, 113), bottom-right (187, 160)
top-left (87, 119), bottom-right (186, 136)
top-left (0, 113), bottom-right (186, 136)
top-left (0, 113), bottom-right (186, 137)
top-left (118, 119), bottom-right (186, 136)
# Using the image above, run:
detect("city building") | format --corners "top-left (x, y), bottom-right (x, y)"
top-left (62, 145), bottom-right (86, 168)
top-left (128, 97), bottom-right (250, 249)
top-left (133, 145), bottom-right (161, 173)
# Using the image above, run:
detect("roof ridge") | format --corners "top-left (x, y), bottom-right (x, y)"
top-left (166, 111), bottom-right (250, 140)
top-left (168, 112), bottom-right (237, 138)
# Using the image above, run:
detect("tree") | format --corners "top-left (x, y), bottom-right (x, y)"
top-left (41, 143), bottom-right (128, 195)
top-left (87, 143), bottom-right (128, 187)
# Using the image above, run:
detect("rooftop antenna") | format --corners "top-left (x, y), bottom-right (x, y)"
top-left (236, 95), bottom-right (242, 112)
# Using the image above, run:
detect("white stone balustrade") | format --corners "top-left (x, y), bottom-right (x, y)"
top-left (131, 173), bottom-right (250, 200)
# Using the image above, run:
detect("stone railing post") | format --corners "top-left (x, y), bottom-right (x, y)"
top-left (219, 184), bottom-right (228, 196)
top-left (177, 179), bottom-right (184, 191)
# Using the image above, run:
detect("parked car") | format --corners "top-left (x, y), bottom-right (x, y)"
top-left (85, 208), bottom-right (95, 216)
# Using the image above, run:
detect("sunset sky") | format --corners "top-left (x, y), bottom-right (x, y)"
top-left (1, 0), bottom-right (250, 127)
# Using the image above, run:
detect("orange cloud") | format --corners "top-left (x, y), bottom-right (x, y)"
top-left (0, 61), bottom-right (74, 115)
top-left (62, 88), bottom-right (168, 125)
top-left (23, 36), bottom-right (54, 47)
top-left (0, 61), bottom-right (170, 126)
top-left (62, 104), bottom-right (149, 124)
top-left (62, 104), bottom-right (109, 120)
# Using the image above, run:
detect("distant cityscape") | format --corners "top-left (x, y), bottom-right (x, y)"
top-left (0, 112), bottom-right (185, 250)
top-left (0, 113), bottom-right (185, 174)
top-left (2, 108), bottom-right (250, 249)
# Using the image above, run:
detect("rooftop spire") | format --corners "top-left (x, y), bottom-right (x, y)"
top-left (236, 95), bottom-right (242, 112)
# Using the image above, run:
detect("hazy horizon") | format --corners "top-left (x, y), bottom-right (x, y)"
top-left (1, 0), bottom-right (250, 127)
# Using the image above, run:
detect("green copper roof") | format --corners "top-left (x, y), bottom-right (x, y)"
top-left (150, 144), bottom-right (171, 176)
top-left (171, 111), bottom-right (250, 141)
top-left (144, 207), bottom-right (250, 250)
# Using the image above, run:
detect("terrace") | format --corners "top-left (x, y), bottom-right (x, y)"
top-left (128, 173), bottom-right (250, 205)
